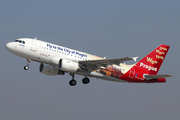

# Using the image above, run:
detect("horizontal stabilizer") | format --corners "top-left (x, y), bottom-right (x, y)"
top-left (144, 74), bottom-right (173, 80)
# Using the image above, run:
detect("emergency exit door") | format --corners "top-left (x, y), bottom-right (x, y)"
top-left (31, 40), bottom-right (38, 52)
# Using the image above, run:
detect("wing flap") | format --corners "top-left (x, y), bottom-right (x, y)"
top-left (79, 57), bottom-right (137, 70)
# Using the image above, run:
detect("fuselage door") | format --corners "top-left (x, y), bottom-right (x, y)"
top-left (31, 40), bottom-right (38, 52)
top-left (129, 68), bottom-right (135, 78)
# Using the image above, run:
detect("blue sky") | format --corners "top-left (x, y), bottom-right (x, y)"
top-left (1, 0), bottom-right (180, 120)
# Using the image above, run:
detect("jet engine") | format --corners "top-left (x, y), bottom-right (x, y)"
top-left (59, 59), bottom-right (80, 73)
top-left (50, 57), bottom-right (80, 73)
top-left (39, 63), bottom-right (65, 76)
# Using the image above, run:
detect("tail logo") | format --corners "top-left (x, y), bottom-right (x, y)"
top-left (147, 57), bottom-right (158, 64)
top-left (156, 50), bottom-right (165, 55)
top-left (140, 62), bottom-right (157, 71)
top-left (156, 55), bottom-right (164, 60)
top-left (160, 47), bottom-right (167, 51)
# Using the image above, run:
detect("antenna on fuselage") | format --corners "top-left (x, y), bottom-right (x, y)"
top-left (35, 37), bottom-right (37, 40)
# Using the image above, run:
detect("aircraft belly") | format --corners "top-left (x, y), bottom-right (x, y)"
top-left (76, 71), bottom-right (127, 83)
top-left (99, 76), bottom-right (127, 82)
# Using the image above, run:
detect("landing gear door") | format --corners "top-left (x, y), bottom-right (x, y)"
top-left (31, 40), bottom-right (38, 52)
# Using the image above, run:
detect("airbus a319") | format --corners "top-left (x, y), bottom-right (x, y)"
top-left (6, 38), bottom-right (172, 86)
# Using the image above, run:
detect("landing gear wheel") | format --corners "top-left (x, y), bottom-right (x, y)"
top-left (82, 77), bottom-right (90, 84)
top-left (69, 80), bottom-right (77, 86)
top-left (24, 59), bottom-right (31, 70)
top-left (24, 66), bottom-right (29, 70)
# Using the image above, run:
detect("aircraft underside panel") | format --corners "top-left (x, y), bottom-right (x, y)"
top-left (76, 71), bottom-right (127, 83)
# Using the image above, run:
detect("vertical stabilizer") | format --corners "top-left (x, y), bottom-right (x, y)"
top-left (120, 44), bottom-right (170, 82)
top-left (135, 44), bottom-right (170, 75)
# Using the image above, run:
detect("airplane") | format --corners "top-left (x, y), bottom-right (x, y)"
top-left (6, 38), bottom-right (173, 86)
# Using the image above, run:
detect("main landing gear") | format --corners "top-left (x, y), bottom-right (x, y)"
top-left (69, 73), bottom-right (77, 86)
top-left (69, 73), bottom-right (90, 86)
top-left (82, 77), bottom-right (90, 84)
top-left (69, 79), bottom-right (77, 86)
top-left (24, 59), bottom-right (31, 70)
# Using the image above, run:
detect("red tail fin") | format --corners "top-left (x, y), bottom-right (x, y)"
top-left (120, 44), bottom-right (170, 82)
top-left (135, 44), bottom-right (170, 75)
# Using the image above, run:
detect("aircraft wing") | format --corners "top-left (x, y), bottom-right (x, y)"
top-left (79, 57), bottom-right (138, 71)
top-left (144, 74), bottom-right (173, 80)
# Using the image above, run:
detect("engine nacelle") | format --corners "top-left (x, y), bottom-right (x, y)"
top-left (39, 63), bottom-right (65, 76)
top-left (59, 59), bottom-right (80, 73)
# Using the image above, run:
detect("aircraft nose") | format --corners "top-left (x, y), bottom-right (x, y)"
top-left (6, 42), bottom-right (13, 52)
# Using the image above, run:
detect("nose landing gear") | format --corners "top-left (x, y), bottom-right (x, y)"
top-left (24, 66), bottom-right (29, 70)
top-left (24, 59), bottom-right (31, 70)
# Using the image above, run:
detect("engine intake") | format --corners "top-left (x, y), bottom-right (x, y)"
top-left (40, 63), bottom-right (65, 76)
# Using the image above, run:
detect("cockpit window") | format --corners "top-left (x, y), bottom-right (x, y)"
top-left (14, 40), bottom-right (19, 42)
top-left (14, 40), bottom-right (25, 44)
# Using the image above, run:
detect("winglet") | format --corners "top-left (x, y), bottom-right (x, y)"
top-left (132, 57), bottom-right (138, 62)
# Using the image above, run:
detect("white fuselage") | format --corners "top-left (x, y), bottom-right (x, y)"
top-left (6, 38), bottom-right (133, 82)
